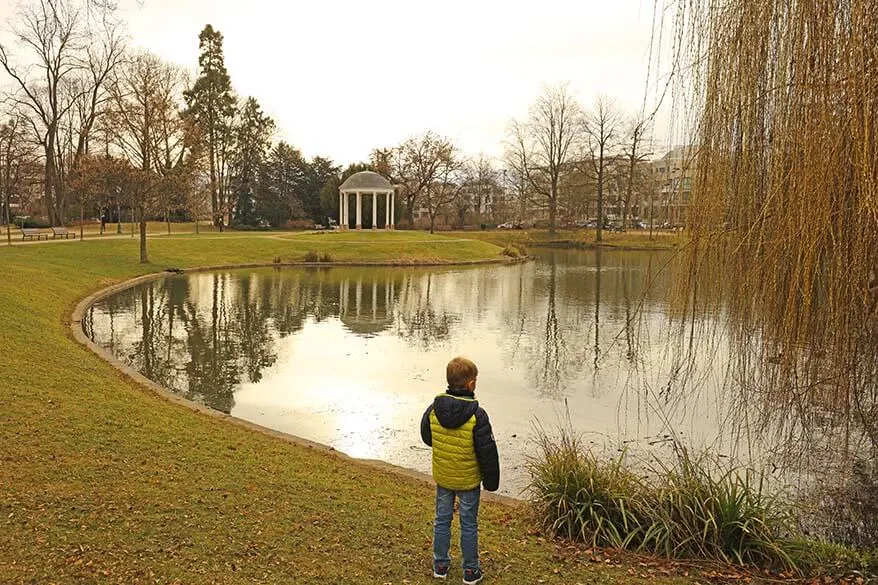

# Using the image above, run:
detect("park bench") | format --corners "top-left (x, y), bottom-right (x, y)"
top-left (20, 227), bottom-right (48, 241)
top-left (51, 226), bottom-right (76, 239)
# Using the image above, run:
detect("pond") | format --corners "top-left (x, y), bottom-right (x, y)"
top-left (84, 249), bottom-right (750, 496)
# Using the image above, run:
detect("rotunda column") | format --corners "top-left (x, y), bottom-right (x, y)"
top-left (372, 192), bottom-right (378, 230)
top-left (390, 191), bottom-right (395, 229)
top-left (385, 192), bottom-right (390, 230)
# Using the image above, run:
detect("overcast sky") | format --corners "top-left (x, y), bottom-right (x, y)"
top-left (3, 0), bottom-right (681, 165)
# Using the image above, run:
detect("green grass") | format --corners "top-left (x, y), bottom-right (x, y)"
top-left (447, 228), bottom-right (686, 250)
top-left (0, 233), bottom-right (706, 584)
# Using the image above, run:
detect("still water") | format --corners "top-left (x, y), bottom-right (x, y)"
top-left (84, 250), bottom-right (739, 496)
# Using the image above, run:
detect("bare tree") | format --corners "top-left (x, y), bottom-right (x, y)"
top-left (584, 96), bottom-right (622, 242)
top-left (0, 0), bottom-right (123, 225)
top-left (421, 147), bottom-right (461, 233)
top-left (506, 84), bottom-right (584, 233)
top-left (369, 147), bottom-right (396, 180)
top-left (620, 116), bottom-right (653, 229)
top-left (0, 116), bottom-right (39, 244)
top-left (456, 154), bottom-right (500, 227)
top-left (108, 51), bottom-right (190, 251)
top-left (152, 67), bottom-right (188, 234)
top-left (393, 131), bottom-right (456, 227)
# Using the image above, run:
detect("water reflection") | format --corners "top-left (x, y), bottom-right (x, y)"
top-left (84, 251), bottom-right (732, 493)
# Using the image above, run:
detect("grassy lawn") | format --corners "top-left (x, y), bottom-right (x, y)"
top-left (446, 228), bottom-right (687, 250)
top-left (1, 233), bottom-right (727, 584)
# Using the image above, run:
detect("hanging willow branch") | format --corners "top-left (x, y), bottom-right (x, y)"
top-left (669, 0), bottom-right (878, 465)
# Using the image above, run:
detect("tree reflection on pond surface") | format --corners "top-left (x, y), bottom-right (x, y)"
top-left (82, 250), bottom-right (787, 495)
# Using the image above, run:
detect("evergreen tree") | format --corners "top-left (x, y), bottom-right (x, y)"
top-left (184, 25), bottom-right (236, 229)
top-left (255, 142), bottom-right (307, 227)
top-left (230, 97), bottom-right (274, 226)
top-left (303, 156), bottom-right (339, 224)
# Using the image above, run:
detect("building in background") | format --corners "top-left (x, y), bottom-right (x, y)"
top-left (650, 146), bottom-right (697, 227)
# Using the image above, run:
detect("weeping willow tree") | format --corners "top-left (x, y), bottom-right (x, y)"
top-left (667, 0), bottom-right (877, 543)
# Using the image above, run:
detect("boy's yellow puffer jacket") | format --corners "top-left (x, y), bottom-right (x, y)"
top-left (420, 389), bottom-right (500, 492)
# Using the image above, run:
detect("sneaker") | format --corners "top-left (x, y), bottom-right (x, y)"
top-left (433, 564), bottom-right (449, 579)
top-left (462, 567), bottom-right (483, 584)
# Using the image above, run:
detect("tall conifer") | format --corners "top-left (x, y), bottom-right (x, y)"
top-left (184, 25), bottom-right (236, 229)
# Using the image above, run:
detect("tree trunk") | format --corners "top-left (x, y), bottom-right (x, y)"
top-left (80, 205), bottom-right (84, 240)
top-left (548, 187), bottom-right (557, 235)
top-left (5, 195), bottom-right (10, 246)
top-left (117, 203), bottom-right (122, 234)
top-left (130, 207), bottom-right (135, 238)
top-left (139, 205), bottom-right (148, 263)
top-left (429, 214), bottom-right (435, 234)
top-left (44, 140), bottom-right (56, 226)
top-left (596, 146), bottom-right (605, 243)
top-left (166, 208), bottom-right (170, 235)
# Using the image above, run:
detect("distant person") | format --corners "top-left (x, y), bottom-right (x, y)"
top-left (420, 356), bottom-right (499, 584)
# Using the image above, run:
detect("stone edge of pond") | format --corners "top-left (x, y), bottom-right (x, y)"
top-left (69, 259), bottom-right (528, 507)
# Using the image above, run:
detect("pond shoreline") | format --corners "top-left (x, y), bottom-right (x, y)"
top-left (69, 257), bottom-right (529, 507)
top-left (528, 239), bottom-right (680, 251)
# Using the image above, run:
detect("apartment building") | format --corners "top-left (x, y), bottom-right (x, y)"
top-left (650, 146), bottom-right (697, 227)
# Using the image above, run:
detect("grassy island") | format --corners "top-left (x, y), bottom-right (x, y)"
top-left (0, 232), bottom-right (748, 584)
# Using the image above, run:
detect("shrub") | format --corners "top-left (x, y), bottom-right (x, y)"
top-left (527, 426), bottom-right (796, 569)
top-left (17, 217), bottom-right (52, 228)
top-left (283, 219), bottom-right (316, 230)
top-left (319, 252), bottom-right (332, 263)
top-left (501, 242), bottom-right (527, 258)
top-left (303, 251), bottom-right (319, 262)
top-left (501, 244), bottom-right (520, 258)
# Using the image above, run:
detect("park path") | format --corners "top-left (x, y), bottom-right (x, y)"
top-left (1, 230), bottom-right (479, 247)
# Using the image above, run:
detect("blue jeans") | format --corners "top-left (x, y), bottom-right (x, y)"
top-left (433, 485), bottom-right (481, 571)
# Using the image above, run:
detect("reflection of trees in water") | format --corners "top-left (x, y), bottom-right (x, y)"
top-left (516, 250), bottom-right (669, 397)
top-left (87, 256), bottom-right (673, 412)
top-left (88, 268), bottom-right (411, 413)
top-left (395, 272), bottom-right (455, 349)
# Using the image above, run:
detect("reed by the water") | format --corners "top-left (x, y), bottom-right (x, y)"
top-left (527, 427), bottom-right (795, 568)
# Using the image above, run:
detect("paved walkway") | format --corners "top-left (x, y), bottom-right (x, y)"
top-left (1, 230), bottom-right (478, 247)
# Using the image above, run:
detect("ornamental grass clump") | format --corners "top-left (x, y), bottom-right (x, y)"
top-left (646, 447), bottom-right (794, 567)
top-left (501, 242), bottom-right (527, 258)
top-left (527, 428), bottom-right (648, 549)
top-left (527, 427), bottom-right (795, 569)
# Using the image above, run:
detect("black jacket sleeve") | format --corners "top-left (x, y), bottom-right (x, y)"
top-left (473, 407), bottom-right (500, 491)
top-left (420, 405), bottom-right (433, 446)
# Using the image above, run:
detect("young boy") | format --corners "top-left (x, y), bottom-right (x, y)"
top-left (420, 356), bottom-right (500, 584)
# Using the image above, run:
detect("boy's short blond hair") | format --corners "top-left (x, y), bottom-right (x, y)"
top-left (446, 356), bottom-right (478, 388)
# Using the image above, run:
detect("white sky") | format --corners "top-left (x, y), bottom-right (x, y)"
top-left (3, 0), bottom-right (680, 165)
